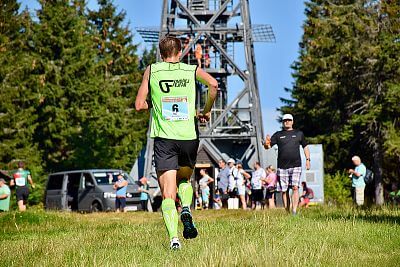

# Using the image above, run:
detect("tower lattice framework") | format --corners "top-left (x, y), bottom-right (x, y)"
top-left (136, 0), bottom-right (275, 184)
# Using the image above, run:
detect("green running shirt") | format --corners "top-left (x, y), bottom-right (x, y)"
top-left (149, 62), bottom-right (198, 140)
top-left (13, 169), bottom-right (31, 187)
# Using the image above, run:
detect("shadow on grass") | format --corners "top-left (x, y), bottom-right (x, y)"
top-left (306, 205), bottom-right (400, 225)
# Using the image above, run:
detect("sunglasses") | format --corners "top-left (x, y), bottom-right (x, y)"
top-left (283, 119), bottom-right (292, 122)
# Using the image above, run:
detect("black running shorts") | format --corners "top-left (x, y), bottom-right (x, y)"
top-left (16, 186), bottom-right (29, 203)
top-left (154, 137), bottom-right (199, 171)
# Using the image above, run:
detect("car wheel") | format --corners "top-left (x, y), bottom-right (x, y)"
top-left (90, 201), bottom-right (102, 212)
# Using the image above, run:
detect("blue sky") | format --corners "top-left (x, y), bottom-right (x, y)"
top-left (19, 0), bottom-right (306, 134)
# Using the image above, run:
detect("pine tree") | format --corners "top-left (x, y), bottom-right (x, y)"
top-left (31, 0), bottom-right (108, 171)
top-left (85, 0), bottom-right (149, 170)
top-left (282, 0), bottom-right (400, 204)
top-left (0, 0), bottom-right (44, 204)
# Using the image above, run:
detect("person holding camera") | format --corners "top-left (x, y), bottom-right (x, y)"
top-left (113, 173), bottom-right (128, 212)
top-left (229, 160), bottom-right (251, 210)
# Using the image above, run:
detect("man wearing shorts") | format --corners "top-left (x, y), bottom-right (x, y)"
top-left (10, 161), bottom-right (35, 212)
top-left (135, 36), bottom-right (217, 249)
top-left (263, 114), bottom-right (310, 215)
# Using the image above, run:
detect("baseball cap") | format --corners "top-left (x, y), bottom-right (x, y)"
top-left (282, 114), bottom-right (293, 121)
top-left (227, 158), bottom-right (235, 164)
top-left (0, 178), bottom-right (5, 183)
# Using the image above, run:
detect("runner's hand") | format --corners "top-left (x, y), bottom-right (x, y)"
top-left (197, 112), bottom-right (211, 123)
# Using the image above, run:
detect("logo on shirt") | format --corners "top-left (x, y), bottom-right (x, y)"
top-left (159, 79), bottom-right (190, 93)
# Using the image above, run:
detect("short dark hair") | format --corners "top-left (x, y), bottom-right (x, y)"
top-left (159, 36), bottom-right (181, 59)
top-left (219, 159), bottom-right (226, 164)
top-left (255, 161), bottom-right (261, 166)
top-left (18, 161), bottom-right (25, 168)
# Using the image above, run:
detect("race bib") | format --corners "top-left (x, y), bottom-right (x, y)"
top-left (13, 173), bottom-right (26, 187)
top-left (161, 96), bottom-right (189, 121)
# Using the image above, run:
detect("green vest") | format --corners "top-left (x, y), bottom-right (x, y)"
top-left (149, 62), bottom-right (198, 140)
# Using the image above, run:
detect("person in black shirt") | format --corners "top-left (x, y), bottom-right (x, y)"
top-left (263, 114), bottom-right (310, 215)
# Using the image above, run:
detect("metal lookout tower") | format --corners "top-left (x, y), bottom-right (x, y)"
top-left (134, 0), bottom-right (275, 199)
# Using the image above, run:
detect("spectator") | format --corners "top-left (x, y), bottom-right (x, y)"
top-left (0, 178), bottom-right (11, 212)
top-left (348, 156), bottom-right (366, 206)
top-left (231, 160), bottom-right (251, 210)
top-left (204, 46), bottom-right (211, 68)
top-left (389, 184), bottom-right (400, 205)
top-left (183, 35), bottom-right (192, 63)
top-left (299, 181), bottom-right (314, 208)
top-left (139, 177), bottom-right (150, 211)
top-left (199, 169), bottom-right (214, 209)
top-left (10, 161), bottom-right (35, 212)
top-left (251, 161), bottom-right (266, 210)
top-left (213, 189), bottom-right (222, 209)
top-left (227, 158), bottom-right (237, 197)
top-left (263, 114), bottom-right (310, 215)
top-left (217, 159), bottom-right (230, 208)
top-left (195, 181), bottom-right (202, 210)
top-left (265, 165), bottom-right (277, 209)
top-left (195, 42), bottom-right (203, 68)
top-left (113, 173), bottom-right (128, 212)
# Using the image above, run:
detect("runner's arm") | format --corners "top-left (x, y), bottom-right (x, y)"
top-left (135, 66), bottom-right (150, 111)
top-left (28, 175), bottom-right (35, 188)
top-left (196, 68), bottom-right (218, 114)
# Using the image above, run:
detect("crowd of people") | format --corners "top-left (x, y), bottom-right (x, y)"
top-left (182, 35), bottom-right (213, 69)
top-left (194, 159), bottom-right (315, 211)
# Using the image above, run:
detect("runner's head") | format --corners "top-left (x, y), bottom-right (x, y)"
top-left (17, 161), bottom-right (25, 169)
top-left (159, 36), bottom-right (182, 60)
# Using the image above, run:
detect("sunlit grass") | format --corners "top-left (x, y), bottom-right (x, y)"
top-left (1, 206), bottom-right (399, 266)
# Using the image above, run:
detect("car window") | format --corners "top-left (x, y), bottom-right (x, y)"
top-left (81, 173), bottom-right (94, 189)
top-left (47, 174), bottom-right (64, 190)
top-left (93, 171), bottom-right (135, 185)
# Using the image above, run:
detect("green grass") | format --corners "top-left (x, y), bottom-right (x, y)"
top-left (1, 207), bottom-right (400, 266)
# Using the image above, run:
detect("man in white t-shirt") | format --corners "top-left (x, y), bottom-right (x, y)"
top-left (251, 162), bottom-right (266, 209)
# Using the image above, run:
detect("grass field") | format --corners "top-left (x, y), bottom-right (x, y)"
top-left (1, 207), bottom-right (400, 266)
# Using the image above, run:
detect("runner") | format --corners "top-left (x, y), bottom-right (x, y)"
top-left (135, 36), bottom-right (218, 249)
top-left (10, 161), bottom-right (35, 212)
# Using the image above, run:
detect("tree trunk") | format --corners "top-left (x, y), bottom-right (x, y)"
top-left (373, 145), bottom-right (384, 205)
